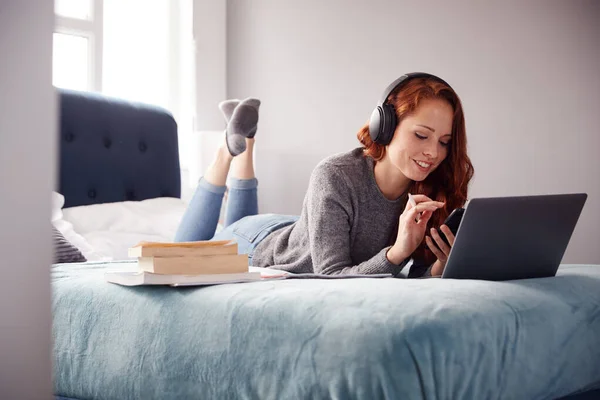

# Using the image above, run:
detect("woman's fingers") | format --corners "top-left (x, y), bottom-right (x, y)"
top-left (413, 202), bottom-right (444, 213)
top-left (404, 201), bottom-right (443, 225)
top-left (440, 224), bottom-right (455, 246)
top-left (411, 202), bottom-right (443, 220)
top-left (407, 204), bottom-right (437, 223)
top-left (411, 209), bottom-right (432, 224)
top-left (404, 195), bottom-right (437, 211)
top-left (409, 194), bottom-right (434, 204)
top-left (426, 236), bottom-right (447, 262)
top-left (430, 227), bottom-right (451, 256)
top-left (418, 210), bottom-right (433, 224)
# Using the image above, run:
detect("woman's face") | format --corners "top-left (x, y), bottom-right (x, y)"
top-left (386, 98), bottom-right (454, 181)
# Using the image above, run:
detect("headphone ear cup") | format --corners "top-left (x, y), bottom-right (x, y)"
top-left (369, 106), bottom-right (384, 144)
top-left (378, 103), bottom-right (397, 145)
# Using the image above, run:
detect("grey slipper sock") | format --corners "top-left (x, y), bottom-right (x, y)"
top-left (241, 98), bottom-right (261, 138)
top-left (225, 130), bottom-right (246, 157)
top-left (219, 99), bottom-right (246, 156)
top-left (230, 97), bottom-right (260, 138)
top-left (218, 99), bottom-right (240, 122)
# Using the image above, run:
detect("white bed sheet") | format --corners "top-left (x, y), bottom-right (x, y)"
top-left (57, 197), bottom-right (190, 261)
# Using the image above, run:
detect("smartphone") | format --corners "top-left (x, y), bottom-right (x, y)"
top-left (437, 208), bottom-right (465, 247)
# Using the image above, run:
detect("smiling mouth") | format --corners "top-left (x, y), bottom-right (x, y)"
top-left (413, 159), bottom-right (433, 171)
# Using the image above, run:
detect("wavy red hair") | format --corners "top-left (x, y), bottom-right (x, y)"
top-left (357, 77), bottom-right (474, 264)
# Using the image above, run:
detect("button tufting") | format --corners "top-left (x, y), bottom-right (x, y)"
top-left (88, 189), bottom-right (96, 199)
top-left (65, 132), bottom-right (75, 142)
top-left (103, 137), bottom-right (112, 148)
top-left (139, 142), bottom-right (147, 152)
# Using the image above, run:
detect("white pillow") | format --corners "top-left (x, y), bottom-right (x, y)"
top-left (52, 218), bottom-right (110, 261)
top-left (61, 197), bottom-right (189, 261)
top-left (51, 191), bottom-right (109, 261)
top-left (77, 231), bottom-right (175, 261)
top-left (62, 197), bottom-right (188, 238)
top-left (51, 191), bottom-right (65, 222)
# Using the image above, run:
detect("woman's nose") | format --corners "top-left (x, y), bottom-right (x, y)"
top-left (423, 144), bottom-right (437, 159)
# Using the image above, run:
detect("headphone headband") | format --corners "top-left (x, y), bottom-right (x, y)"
top-left (377, 72), bottom-right (452, 105)
top-left (369, 72), bottom-right (453, 146)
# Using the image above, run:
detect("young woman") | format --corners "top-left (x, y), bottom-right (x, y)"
top-left (175, 73), bottom-right (474, 277)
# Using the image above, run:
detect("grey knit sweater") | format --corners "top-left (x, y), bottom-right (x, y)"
top-left (252, 147), bottom-right (431, 276)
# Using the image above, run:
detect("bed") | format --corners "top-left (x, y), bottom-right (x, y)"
top-left (52, 89), bottom-right (189, 262)
top-left (52, 89), bottom-right (600, 400)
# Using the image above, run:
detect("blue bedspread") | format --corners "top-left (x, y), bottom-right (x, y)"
top-left (52, 262), bottom-right (600, 400)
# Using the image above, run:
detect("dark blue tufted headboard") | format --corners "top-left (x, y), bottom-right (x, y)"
top-left (58, 89), bottom-right (181, 208)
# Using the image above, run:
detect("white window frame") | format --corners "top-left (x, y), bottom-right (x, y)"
top-left (54, 0), bottom-right (103, 92)
top-left (53, 0), bottom-right (196, 172)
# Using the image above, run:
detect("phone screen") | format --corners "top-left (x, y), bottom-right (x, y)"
top-left (437, 208), bottom-right (465, 246)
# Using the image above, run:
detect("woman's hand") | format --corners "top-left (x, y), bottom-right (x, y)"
top-left (387, 195), bottom-right (445, 264)
top-left (426, 225), bottom-right (455, 276)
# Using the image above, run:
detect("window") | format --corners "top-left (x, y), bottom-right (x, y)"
top-left (52, 33), bottom-right (90, 91)
top-left (53, 0), bottom-right (102, 92)
top-left (102, 0), bottom-right (170, 110)
top-left (53, 0), bottom-right (195, 168)
top-left (55, 0), bottom-right (93, 20)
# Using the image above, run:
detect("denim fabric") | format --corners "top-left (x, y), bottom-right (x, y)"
top-left (174, 178), bottom-right (227, 242)
top-left (224, 177), bottom-right (259, 227)
top-left (174, 176), bottom-right (298, 264)
top-left (213, 213), bottom-right (299, 265)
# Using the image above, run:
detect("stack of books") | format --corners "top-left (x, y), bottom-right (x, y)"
top-left (105, 240), bottom-right (266, 286)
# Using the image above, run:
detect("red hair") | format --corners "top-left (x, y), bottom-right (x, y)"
top-left (357, 77), bottom-right (474, 264)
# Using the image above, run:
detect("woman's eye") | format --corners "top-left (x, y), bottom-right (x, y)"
top-left (440, 141), bottom-right (450, 147)
top-left (415, 132), bottom-right (427, 140)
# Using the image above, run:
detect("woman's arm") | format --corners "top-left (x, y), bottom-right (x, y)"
top-left (305, 164), bottom-right (408, 276)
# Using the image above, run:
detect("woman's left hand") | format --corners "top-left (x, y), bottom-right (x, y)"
top-left (425, 225), bottom-right (455, 276)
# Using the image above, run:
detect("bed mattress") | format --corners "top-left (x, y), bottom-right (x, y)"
top-left (52, 262), bottom-right (600, 399)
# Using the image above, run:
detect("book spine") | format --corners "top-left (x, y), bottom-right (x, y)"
top-left (129, 242), bottom-right (238, 258)
top-left (138, 254), bottom-right (249, 275)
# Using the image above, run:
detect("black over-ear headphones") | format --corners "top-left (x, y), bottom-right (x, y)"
top-left (368, 72), bottom-right (452, 145)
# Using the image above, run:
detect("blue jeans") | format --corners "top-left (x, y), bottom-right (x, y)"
top-left (174, 177), bottom-right (298, 264)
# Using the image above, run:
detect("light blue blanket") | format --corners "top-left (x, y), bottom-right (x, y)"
top-left (52, 262), bottom-right (600, 400)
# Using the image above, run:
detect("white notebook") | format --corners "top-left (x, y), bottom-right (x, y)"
top-left (104, 265), bottom-right (391, 287)
top-left (105, 266), bottom-right (288, 287)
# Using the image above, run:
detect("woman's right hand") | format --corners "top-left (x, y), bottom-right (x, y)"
top-left (386, 195), bottom-right (445, 264)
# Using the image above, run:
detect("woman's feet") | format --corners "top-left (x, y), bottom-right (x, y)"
top-left (218, 97), bottom-right (261, 156)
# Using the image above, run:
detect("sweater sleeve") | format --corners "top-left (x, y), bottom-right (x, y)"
top-left (306, 163), bottom-right (407, 275)
top-left (407, 259), bottom-right (434, 278)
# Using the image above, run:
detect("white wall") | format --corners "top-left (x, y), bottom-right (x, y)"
top-left (0, 0), bottom-right (54, 397)
top-left (194, 0), bottom-right (227, 130)
top-left (226, 0), bottom-right (600, 263)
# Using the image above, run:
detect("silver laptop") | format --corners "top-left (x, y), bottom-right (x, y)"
top-left (441, 193), bottom-right (587, 281)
